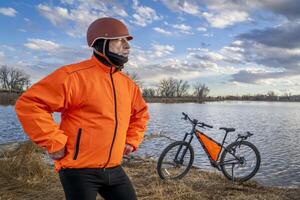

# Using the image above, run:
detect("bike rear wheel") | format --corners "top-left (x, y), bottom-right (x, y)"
top-left (220, 140), bottom-right (261, 182)
top-left (157, 141), bottom-right (194, 180)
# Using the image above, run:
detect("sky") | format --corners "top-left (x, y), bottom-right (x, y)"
top-left (0, 0), bottom-right (300, 96)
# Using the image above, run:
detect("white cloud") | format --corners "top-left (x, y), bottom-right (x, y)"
top-left (159, 0), bottom-right (200, 15)
top-left (232, 40), bottom-right (244, 46)
top-left (159, 0), bottom-right (256, 28)
top-left (187, 48), bottom-right (209, 52)
top-left (61, 0), bottom-right (75, 4)
top-left (37, 1), bottom-right (128, 37)
top-left (219, 46), bottom-right (245, 63)
top-left (37, 4), bottom-right (71, 26)
top-left (152, 43), bottom-right (175, 57)
top-left (153, 27), bottom-right (172, 35)
top-left (203, 33), bottom-right (213, 37)
top-left (202, 10), bottom-right (250, 28)
top-left (126, 43), bottom-right (237, 86)
top-left (1, 45), bottom-right (15, 51)
top-left (24, 39), bottom-right (61, 52)
top-left (172, 23), bottom-right (193, 34)
top-left (131, 0), bottom-right (161, 27)
top-left (19, 29), bottom-right (26, 33)
top-left (0, 7), bottom-right (17, 17)
top-left (172, 23), bottom-right (191, 31)
top-left (197, 27), bottom-right (207, 32)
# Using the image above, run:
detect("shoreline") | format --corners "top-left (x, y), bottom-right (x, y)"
top-left (1, 91), bottom-right (300, 105)
top-left (0, 141), bottom-right (299, 190)
top-left (1, 99), bottom-right (300, 106)
top-left (1, 141), bottom-right (299, 200)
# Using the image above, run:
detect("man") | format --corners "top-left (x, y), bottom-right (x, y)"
top-left (15, 17), bottom-right (149, 200)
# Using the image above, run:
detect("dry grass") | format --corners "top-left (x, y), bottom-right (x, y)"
top-left (0, 141), bottom-right (299, 200)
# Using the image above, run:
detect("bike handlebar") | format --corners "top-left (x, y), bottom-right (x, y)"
top-left (181, 112), bottom-right (213, 129)
top-left (201, 123), bottom-right (213, 128)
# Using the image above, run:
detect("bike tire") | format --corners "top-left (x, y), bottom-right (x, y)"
top-left (157, 141), bottom-right (194, 180)
top-left (220, 140), bottom-right (261, 182)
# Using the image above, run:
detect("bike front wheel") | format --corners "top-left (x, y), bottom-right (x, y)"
top-left (157, 141), bottom-right (194, 180)
top-left (220, 140), bottom-right (261, 182)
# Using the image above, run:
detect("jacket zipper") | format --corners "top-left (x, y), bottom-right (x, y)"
top-left (73, 128), bottom-right (82, 160)
top-left (104, 69), bottom-right (118, 168)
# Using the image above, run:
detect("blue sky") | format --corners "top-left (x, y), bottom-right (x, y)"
top-left (0, 0), bottom-right (300, 96)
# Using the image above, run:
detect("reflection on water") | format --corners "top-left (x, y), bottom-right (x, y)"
top-left (1, 101), bottom-right (300, 187)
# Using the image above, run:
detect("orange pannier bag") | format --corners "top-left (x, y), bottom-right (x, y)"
top-left (196, 131), bottom-right (222, 161)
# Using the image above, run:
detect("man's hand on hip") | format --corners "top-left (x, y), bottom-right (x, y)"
top-left (123, 144), bottom-right (134, 156)
top-left (49, 147), bottom-right (65, 160)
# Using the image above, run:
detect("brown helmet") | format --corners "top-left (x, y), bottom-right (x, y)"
top-left (87, 17), bottom-right (133, 47)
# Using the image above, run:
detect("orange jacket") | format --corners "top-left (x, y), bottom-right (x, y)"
top-left (15, 56), bottom-right (149, 172)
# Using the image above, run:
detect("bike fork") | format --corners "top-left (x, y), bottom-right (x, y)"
top-left (174, 133), bottom-right (193, 164)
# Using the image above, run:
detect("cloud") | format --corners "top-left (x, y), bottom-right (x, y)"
top-left (37, 4), bottom-right (70, 26)
top-left (23, 38), bottom-right (90, 69)
top-left (172, 23), bottom-right (193, 34)
top-left (24, 39), bottom-right (61, 52)
top-left (126, 43), bottom-right (239, 87)
top-left (127, 58), bottom-right (204, 86)
top-left (228, 21), bottom-right (300, 83)
top-left (1, 45), bottom-right (15, 52)
top-left (159, 0), bottom-right (300, 30)
top-left (239, 21), bottom-right (300, 49)
top-left (202, 10), bottom-right (250, 28)
top-left (187, 44), bottom-right (246, 69)
top-left (127, 43), bottom-right (175, 67)
top-left (37, 0), bottom-right (128, 37)
top-left (236, 21), bottom-right (300, 72)
top-left (151, 43), bottom-right (175, 57)
top-left (159, 0), bottom-right (251, 28)
top-left (153, 27), bottom-right (172, 35)
top-left (231, 70), bottom-right (290, 84)
top-left (0, 7), bottom-right (17, 17)
top-left (197, 27), bottom-right (207, 32)
top-left (159, 0), bottom-right (201, 15)
top-left (131, 0), bottom-right (161, 27)
top-left (61, 0), bottom-right (75, 4)
top-left (258, 0), bottom-right (300, 20)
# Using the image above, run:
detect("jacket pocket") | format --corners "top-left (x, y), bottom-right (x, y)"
top-left (73, 128), bottom-right (82, 160)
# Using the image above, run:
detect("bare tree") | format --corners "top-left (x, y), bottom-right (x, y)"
top-left (157, 78), bottom-right (177, 97)
top-left (0, 65), bottom-right (31, 92)
top-left (193, 82), bottom-right (209, 100)
top-left (142, 88), bottom-right (156, 97)
top-left (0, 65), bottom-right (9, 90)
top-left (266, 90), bottom-right (278, 101)
top-left (267, 91), bottom-right (276, 97)
top-left (175, 79), bottom-right (190, 97)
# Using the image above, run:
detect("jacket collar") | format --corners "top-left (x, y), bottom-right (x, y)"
top-left (91, 55), bottom-right (118, 74)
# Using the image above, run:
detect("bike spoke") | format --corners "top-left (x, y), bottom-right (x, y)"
top-left (160, 144), bottom-right (192, 179)
top-left (221, 142), bottom-right (259, 181)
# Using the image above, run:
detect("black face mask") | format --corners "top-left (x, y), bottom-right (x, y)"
top-left (106, 50), bottom-right (128, 67)
top-left (93, 39), bottom-right (128, 69)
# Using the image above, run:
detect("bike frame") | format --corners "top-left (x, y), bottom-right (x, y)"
top-left (175, 121), bottom-right (244, 170)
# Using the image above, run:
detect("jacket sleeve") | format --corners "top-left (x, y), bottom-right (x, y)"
top-left (126, 85), bottom-right (150, 151)
top-left (15, 68), bottom-right (72, 153)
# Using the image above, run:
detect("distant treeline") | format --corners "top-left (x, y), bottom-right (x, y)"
top-left (1, 66), bottom-right (299, 105)
top-left (1, 88), bottom-right (300, 106)
top-left (213, 94), bottom-right (300, 102)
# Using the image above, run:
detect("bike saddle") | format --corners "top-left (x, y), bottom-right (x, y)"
top-left (219, 127), bottom-right (236, 132)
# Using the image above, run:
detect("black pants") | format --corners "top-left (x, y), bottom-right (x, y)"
top-left (59, 166), bottom-right (137, 200)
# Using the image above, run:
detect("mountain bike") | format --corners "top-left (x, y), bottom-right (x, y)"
top-left (157, 112), bottom-right (261, 182)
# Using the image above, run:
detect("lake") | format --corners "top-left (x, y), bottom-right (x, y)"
top-left (0, 101), bottom-right (299, 187)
